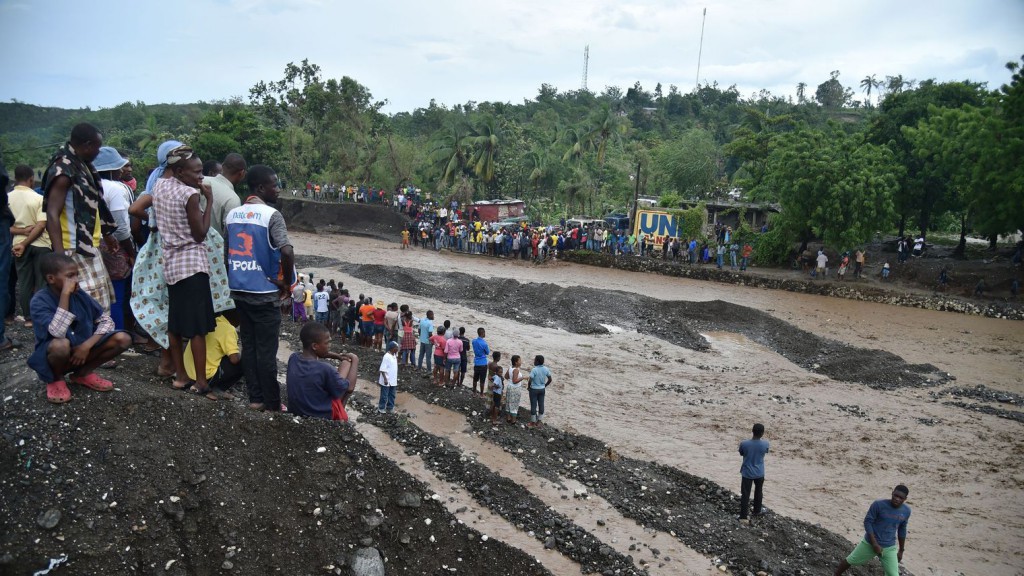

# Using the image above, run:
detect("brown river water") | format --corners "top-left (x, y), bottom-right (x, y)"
top-left (292, 232), bottom-right (1024, 576)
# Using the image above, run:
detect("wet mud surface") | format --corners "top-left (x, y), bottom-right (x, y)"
top-left (377, 370), bottom-right (890, 576)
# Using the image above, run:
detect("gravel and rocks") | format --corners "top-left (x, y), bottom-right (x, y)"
top-left (0, 333), bottom-right (550, 576)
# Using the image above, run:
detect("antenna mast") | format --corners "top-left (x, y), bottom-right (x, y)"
top-left (695, 8), bottom-right (706, 91)
top-left (581, 45), bottom-right (590, 91)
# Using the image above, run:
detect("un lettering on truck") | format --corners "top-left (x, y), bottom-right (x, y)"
top-left (634, 210), bottom-right (682, 247)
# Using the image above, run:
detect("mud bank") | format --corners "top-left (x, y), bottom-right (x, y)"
top-left (562, 251), bottom-right (1024, 321)
top-left (335, 261), bottom-right (949, 391)
top-left (0, 330), bottom-right (549, 576)
top-left (279, 198), bottom-right (409, 240)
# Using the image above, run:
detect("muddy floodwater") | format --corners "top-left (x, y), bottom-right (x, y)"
top-left (292, 232), bottom-right (1024, 575)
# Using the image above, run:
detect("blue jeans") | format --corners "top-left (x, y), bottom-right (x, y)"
top-left (740, 256), bottom-right (749, 271)
top-left (378, 385), bottom-right (396, 411)
top-left (0, 219), bottom-right (11, 343)
top-left (417, 342), bottom-right (433, 370)
top-left (529, 388), bottom-right (545, 421)
top-left (400, 349), bottom-right (414, 364)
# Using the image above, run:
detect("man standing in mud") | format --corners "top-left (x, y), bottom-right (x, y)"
top-left (834, 485), bottom-right (911, 576)
top-left (738, 423), bottom-right (768, 524)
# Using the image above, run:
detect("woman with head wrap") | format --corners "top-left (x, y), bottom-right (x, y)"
top-left (128, 141), bottom-right (236, 393)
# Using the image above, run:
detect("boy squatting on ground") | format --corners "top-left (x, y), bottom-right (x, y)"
top-left (28, 253), bottom-right (132, 403)
top-left (286, 322), bottom-right (359, 421)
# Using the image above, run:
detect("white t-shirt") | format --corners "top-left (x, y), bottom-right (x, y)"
top-left (816, 252), bottom-right (828, 268)
top-left (313, 291), bottom-right (330, 313)
top-left (379, 352), bottom-right (398, 387)
top-left (101, 180), bottom-right (134, 241)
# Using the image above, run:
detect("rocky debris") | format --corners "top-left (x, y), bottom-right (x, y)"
top-left (35, 509), bottom-right (61, 530)
top-left (396, 492), bottom-right (423, 508)
top-left (830, 403), bottom-right (870, 419)
top-left (342, 262), bottom-right (950, 391)
top-left (943, 401), bottom-right (1024, 424)
top-left (355, 401), bottom-right (647, 575)
top-left (349, 547), bottom-right (385, 576)
top-left (935, 384), bottom-right (1024, 406)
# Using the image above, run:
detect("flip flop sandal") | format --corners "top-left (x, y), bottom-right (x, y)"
top-left (186, 385), bottom-right (212, 396)
top-left (171, 380), bottom-right (192, 390)
top-left (46, 381), bottom-right (71, 404)
top-left (70, 373), bottom-right (114, 392)
top-left (100, 360), bottom-right (117, 369)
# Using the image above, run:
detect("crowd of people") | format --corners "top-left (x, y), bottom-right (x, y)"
top-left (0, 122), bottom-right (557, 430)
top-left (0, 123), bottom-right (915, 576)
top-left (401, 212), bottom-right (759, 269)
top-left (281, 277), bottom-right (556, 426)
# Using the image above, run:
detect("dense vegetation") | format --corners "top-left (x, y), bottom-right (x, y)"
top-left (2, 57), bottom-right (1021, 262)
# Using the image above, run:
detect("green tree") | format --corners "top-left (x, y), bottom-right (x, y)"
top-left (815, 71), bottom-right (848, 108)
top-left (867, 80), bottom-right (987, 236)
top-left (760, 127), bottom-right (900, 251)
top-left (652, 128), bottom-right (720, 199)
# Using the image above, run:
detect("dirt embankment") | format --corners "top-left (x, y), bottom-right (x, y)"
top-left (334, 260), bottom-right (949, 391)
top-left (278, 198), bottom-right (409, 240)
top-left (0, 326), bottom-right (549, 576)
top-left (562, 251), bottom-right (1024, 321)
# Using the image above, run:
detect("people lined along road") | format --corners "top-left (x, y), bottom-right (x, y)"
top-left (399, 211), bottom-right (760, 268)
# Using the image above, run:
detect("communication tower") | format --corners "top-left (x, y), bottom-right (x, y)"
top-left (581, 45), bottom-right (590, 91)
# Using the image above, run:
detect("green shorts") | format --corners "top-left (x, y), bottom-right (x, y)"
top-left (846, 539), bottom-right (899, 576)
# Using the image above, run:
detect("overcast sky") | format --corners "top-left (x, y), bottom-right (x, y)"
top-left (2, 0), bottom-right (1021, 113)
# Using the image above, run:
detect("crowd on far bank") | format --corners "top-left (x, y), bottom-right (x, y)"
top-left (403, 210), bottom-right (759, 271)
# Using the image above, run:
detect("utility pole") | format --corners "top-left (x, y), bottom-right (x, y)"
top-left (695, 8), bottom-right (707, 91)
top-left (631, 161), bottom-right (641, 231)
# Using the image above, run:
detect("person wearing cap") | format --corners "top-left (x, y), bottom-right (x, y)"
top-left (42, 123), bottom-right (119, 312)
top-left (377, 340), bottom-right (399, 413)
top-left (834, 485), bottom-right (912, 576)
top-left (93, 147), bottom-right (137, 332)
top-left (8, 165), bottom-right (51, 326)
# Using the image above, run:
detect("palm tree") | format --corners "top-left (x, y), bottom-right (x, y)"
top-left (860, 74), bottom-right (878, 107)
top-left (886, 75), bottom-right (905, 95)
top-left (465, 116), bottom-right (501, 186)
top-left (796, 82), bottom-right (807, 104)
top-left (133, 115), bottom-right (171, 155)
top-left (428, 121), bottom-right (470, 186)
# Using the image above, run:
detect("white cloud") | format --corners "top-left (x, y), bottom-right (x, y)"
top-left (0, 0), bottom-right (1021, 111)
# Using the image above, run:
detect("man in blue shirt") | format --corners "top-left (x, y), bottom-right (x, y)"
top-left (834, 485), bottom-right (911, 576)
top-left (471, 327), bottom-right (490, 396)
top-left (416, 310), bottom-right (435, 372)
top-left (738, 423), bottom-right (769, 523)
